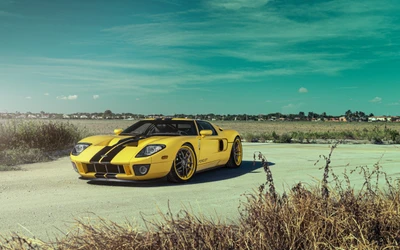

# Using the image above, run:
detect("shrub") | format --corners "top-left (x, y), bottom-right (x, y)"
top-left (291, 131), bottom-right (305, 142)
top-left (372, 136), bottom-right (384, 144)
top-left (385, 127), bottom-right (400, 142)
top-left (275, 133), bottom-right (292, 143)
top-left (271, 131), bottom-right (279, 140)
top-left (241, 132), bottom-right (260, 142)
top-left (0, 120), bottom-right (88, 168)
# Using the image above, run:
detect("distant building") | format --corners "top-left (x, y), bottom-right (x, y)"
top-left (368, 116), bottom-right (391, 122)
top-left (330, 117), bottom-right (339, 122)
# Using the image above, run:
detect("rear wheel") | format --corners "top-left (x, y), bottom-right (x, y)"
top-left (226, 136), bottom-right (242, 168)
top-left (167, 144), bottom-right (197, 183)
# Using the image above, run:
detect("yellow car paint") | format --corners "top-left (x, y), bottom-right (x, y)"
top-left (70, 118), bottom-right (242, 183)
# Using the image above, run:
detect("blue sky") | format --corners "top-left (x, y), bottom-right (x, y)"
top-left (1, 0), bottom-right (400, 116)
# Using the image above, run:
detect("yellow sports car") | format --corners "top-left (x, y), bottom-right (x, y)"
top-left (70, 118), bottom-right (243, 183)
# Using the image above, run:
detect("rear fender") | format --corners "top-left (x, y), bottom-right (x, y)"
top-left (223, 129), bottom-right (241, 143)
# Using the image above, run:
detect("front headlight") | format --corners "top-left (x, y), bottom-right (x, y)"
top-left (136, 144), bottom-right (166, 157)
top-left (71, 143), bottom-right (91, 156)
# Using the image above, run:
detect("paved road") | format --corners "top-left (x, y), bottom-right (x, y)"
top-left (0, 143), bottom-right (399, 241)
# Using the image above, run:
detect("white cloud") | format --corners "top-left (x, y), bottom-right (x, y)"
top-left (100, 0), bottom-right (398, 78)
top-left (136, 98), bottom-right (140, 101)
top-left (93, 95), bottom-right (100, 100)
top-left (35, 57), bottom-right (178, 71)
top-left (337, 86), bottom-right (358, 90)
top-left (0, 10), bottom-right (22, 18)
top-left (5, 0), bottom-right (393, 98)
top-left (370, 97), bottom-right (382, 103)
top-left (25, 96), bottom-right (32, 99)
top-left (1, 0), bottom-right (398, 102)
top-left (57, 95), bottom-right (78, 100)
top-left (299, 87), bottom-right (308, 93)
top-left (282, 102), bottom-right (304, 112)
top-left (283, 103), bottom-right (295, 109)
top-left (44, 93), bottom-right (49, 96)
top-left (208, 0), bottom-right (270, 10)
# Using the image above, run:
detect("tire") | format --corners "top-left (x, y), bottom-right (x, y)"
top-left (167, 144), bottom-right (197, 183)
top-left (226, 136), bottom-right (243, 168)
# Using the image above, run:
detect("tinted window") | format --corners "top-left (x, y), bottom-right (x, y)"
top-left (121, 120), bottom-right (197, 136)
top-left (196, 121), bottom-right (218, 135)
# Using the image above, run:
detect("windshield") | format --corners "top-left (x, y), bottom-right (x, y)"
top-left (121, 120), bottom-right (198, 136)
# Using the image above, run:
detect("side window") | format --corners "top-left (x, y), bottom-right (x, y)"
top-left (197, 121), bottom-right (218, 135)
top-left (177, 122), bottom-right (197, 135)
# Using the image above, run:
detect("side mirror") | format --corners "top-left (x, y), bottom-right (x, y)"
top-left (114, 129), bottom-right (123, 135)
top-left (200, 130), bottom-right (213, 137)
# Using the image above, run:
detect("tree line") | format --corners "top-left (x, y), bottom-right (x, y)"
top-left (2, 110), bottom-right (388, 121)
top-left (68, 110), bottom-right (378, 121)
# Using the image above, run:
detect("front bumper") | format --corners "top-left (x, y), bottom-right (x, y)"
top-left (71, 160), bottom-right (172, 181)
top-left (78, 176), bottom-right (166, 183)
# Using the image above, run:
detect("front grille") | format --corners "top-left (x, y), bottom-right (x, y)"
top-left (86, 163), bottom-right (125, 174)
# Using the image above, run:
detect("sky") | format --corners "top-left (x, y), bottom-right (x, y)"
top-left (1, 0), bottom-right (400, 116)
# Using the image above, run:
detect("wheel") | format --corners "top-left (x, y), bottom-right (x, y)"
top-left (167, 144), bottom-right (197, 183)
top-left (226, 136), bottom-right (243, 168)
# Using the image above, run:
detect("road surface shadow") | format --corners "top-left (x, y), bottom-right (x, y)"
top-left (86, 161), bottom-right (275, 188)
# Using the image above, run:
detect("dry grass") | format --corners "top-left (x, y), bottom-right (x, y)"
top-left (64, 120), bottom-right (400, 143)
top-left (0, 120), bottom-right (88, 169)
top-left (216, 120), bottom-right (400, 134)
top-left (1, 144), bottom-right (400, 249)
top-left (216, 121), bottom-right (400, 143)
top-left (2, 119), bottom-right (400, 137)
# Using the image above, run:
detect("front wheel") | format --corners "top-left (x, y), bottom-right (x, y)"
top-left (226, 136), bottom-right (243, 168)
top-left (167, 144), bottom-right (197, 183)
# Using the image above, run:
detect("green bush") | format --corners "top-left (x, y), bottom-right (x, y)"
top-left (291, 131), bottom-right (305, 142)
top-left (241, 132), bottom-right (259, 142)
top-left (385, 127), bottom-right (400, 142)
top-left (275, 133), bottom-right (292, 143)
top-left (271, 131), bottom-right (279, 140)
top-left (243, 126), bottom-right (400, 144)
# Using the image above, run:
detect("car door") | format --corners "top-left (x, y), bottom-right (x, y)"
top-left (196, 121), bottom-right (223, 170)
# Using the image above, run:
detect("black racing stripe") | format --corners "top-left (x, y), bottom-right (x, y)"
top-left (90, 146), bottom-right (112, 163)
top-left (90, 137), bottom-right (135, 163)
top-left (99, 138), bottom-right (138, 163)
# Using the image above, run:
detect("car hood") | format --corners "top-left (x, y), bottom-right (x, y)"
top-left (75, 134), bottom-right (183, 164)
top-left (79, 134), bottom-right (177, 147)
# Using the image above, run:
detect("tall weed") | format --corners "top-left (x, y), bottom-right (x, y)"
top-left (0, 120), bottom-right (88, 168)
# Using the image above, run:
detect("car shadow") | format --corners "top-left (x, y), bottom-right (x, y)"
top-left (189, 161), bottom-right (275, 184)
top-left (86, 161), bottom-right (275, 188)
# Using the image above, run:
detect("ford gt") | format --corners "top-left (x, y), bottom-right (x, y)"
top-left (70, 118), bottom-right (243, 183)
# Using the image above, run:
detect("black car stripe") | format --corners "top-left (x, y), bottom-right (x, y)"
top-left (99, 138), bottom-right (138, 163)
top-left (90, 137), bottom-right (136, 163)
top-left (90, 146), bottom-right (112, 162)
